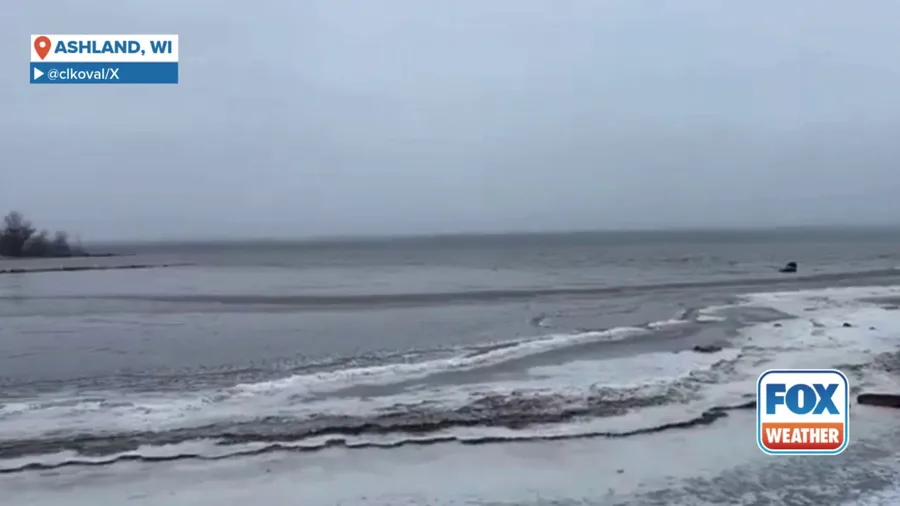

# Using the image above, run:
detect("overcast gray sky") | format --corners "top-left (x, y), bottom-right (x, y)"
top-left (2, 1), bottom-right (900, 240)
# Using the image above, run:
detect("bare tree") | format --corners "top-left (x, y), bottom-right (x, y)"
top-left (0, 212), bottom-right (83, 258)
top-left (24, 230), bottom-right (50, 257)
top-left (52, 231), bottom-right (71, 256)
top-left (0, 211), bottom-right (36, 257)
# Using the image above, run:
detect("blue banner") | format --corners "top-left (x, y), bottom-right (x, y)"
top-left (30, 62), bottom-right (178, 84)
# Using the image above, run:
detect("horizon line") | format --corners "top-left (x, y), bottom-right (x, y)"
top-left (84, 222), bottom-right (900, 246)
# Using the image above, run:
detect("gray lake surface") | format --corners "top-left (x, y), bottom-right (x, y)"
top-left (3, 228), bottom-right (900, 505)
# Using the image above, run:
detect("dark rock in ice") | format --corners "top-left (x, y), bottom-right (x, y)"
top-left (779, 261), bottom-right (798, 273)
top-left (692, 345), bottom-right (723, 353)
top-left (857, 393), bottom-right (900, 408)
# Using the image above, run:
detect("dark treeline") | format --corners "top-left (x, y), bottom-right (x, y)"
top-left (0, 211), bottom-right (87, 258)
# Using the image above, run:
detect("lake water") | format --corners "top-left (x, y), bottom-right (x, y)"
top-left (3, 229), bottom-right (900, 505)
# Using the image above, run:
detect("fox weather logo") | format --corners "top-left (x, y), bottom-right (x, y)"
top-left (756, 369), bottom-right (849, 455)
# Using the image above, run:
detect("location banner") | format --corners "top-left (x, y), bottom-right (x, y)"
top-left (30, 34), bottom-right (178, 84)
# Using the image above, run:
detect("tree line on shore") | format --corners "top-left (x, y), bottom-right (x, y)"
top-left (0, 211), bottom-right (87, 258)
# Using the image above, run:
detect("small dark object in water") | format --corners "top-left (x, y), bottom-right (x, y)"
top-left (858, 393), bottom-right (900, 408)
top-left (773, 323), bottom-right (782, 327)
top-left (779, 261), bottom-right (798, 273)
top-left (842, 322), bottom-right (852, 328)
top-left (693, 344), bottom-right (723, 353)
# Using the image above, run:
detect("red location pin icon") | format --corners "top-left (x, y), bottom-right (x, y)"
top-left (34, 36), bottom-right (51, 60)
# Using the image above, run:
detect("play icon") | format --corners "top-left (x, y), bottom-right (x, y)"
top-left (33, 67), bottom-right (44, 80)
